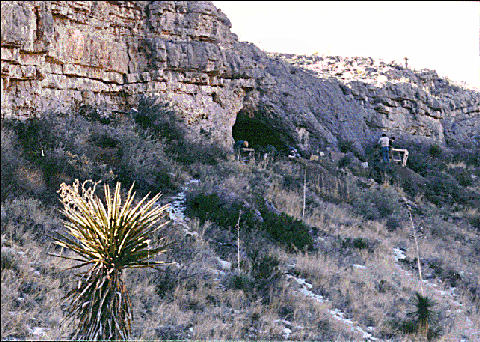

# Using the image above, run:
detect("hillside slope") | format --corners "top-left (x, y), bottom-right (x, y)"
top-left (1, 1), bottom-right (479, 341)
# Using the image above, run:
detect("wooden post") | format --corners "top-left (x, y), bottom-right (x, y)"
top-left (302, 167), bottom-right (307, 219)
top-left (345, 174), bottom-right (349, 202)
top-left (236, 211), bottom-right (242, 272)
top-left (408, 207), bottom-right (424, 296)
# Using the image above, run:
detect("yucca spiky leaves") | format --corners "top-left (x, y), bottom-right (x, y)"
top-left (413, 292), bottom-right (435, 339)
top-left (54, 180), bottom-right (170, 340)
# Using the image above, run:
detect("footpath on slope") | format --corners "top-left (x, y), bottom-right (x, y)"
top-left (164, 179), bottom-right (383, 340)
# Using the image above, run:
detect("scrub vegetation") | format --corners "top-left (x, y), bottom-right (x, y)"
top-left (1, 98), bottom-right (479, 340)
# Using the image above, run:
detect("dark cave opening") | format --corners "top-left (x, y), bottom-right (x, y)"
top-left (232, 112), bottom-right (288, 152)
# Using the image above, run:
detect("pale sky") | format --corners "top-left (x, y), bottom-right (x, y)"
top-left (213, 1), bottom-right (480, 89)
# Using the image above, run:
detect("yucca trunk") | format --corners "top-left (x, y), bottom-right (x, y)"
top-left (67, 265), bottom-right (132, 340)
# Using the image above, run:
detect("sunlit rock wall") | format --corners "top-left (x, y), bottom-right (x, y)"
top-left (1, 1), bottom-right (254, 148)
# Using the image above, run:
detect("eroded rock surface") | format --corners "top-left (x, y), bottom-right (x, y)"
top-left (2, 1), bottom-right (479, 152)
top-left (270, 53), bottom-right (480, 148)
top-left (1, 1), bottom-right (253, 148)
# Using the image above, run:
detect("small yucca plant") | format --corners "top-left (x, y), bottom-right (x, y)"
top-left (53, 180), bottom-right (170, 340)
top-left (413, 292), bottom-right (434, 339)
top-left (402, 292), bottom-right (437, 340)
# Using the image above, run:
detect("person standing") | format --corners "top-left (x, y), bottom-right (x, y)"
top-left (233, 140), bottom-right (248, 161)
top-left (389, 136), bottom-right (396, 160)
top-left (378, 133), bottom-right (390, 163)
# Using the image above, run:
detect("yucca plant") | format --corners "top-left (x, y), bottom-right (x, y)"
top-left (412, 292), bottom-right (435, 340)
top-left (401, 292), bottom-right (438, 340)
top-left (53, 179), bottom-right (170, 340)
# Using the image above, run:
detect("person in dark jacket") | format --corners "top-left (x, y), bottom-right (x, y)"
top-left (233, 140), bottom-right (248, 160)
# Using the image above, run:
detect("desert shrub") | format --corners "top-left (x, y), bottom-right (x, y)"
top-left (169, 137), bottom-right (226, 166)
top-left (185, 192), bottom-right (313, 251)
top-left (259, 206), bottom-right (313, 251)
top-left (282, 174), bottom-right (302, 191)
top-left (251, 253), bottom-right (280, 286)
top-left (278, 305), bottom-right (295, 320)
top-left (386, 215), bottom-right (402, 232)
top-left (367, 160), bottom-right (386, 184)
top-left (4, 116), bottom-right (74, 200)
top-left (185, 193), bottom-right (249, 229)
top-left (469, 214), bottom-right (480, 230)
top-left (405, 142), bottom-right (447, 177)
top-left (352, 186), bottom-right (400, 221)
top-left (364, 140), bottom-right (381, 161)
top-left (68, 114), bottom-right (178, 195)
top-left (89, 131), bottom-right (119, 149)
top-left (427, 260), bottom-right (462, 287)
top-left (448, 167), bottom-right (473, 187)
top-left (407, 152), bottom-right (434, 177)
top-left (1, 197), bottom-right (61, 244)
top-left (153, 267), bottom-right (178, 300)
top-left (401, 177), bottom-right (419, 198)
top-left (4, 107), bottom-right (182, 201)
top-left (337, 154), bottom-right (352, 169)
top-left (12, 115), bottom-right (57, 158)
top-left (131, 97), bottom-right (182, 141)
top-left (247, 250), bottom-right (282, 301)
top-left (154, 326), bottom-right (188, 340)
top-left (424, 173), bottom-right (470, 206)
top-left (340, 237), bottom-right (371, 251)
top-left (228, 273), bottom-right (252, 292)
top-left (394, 169), bottom-right (425, 198)
top-left (1, 248), bottom-right (19, 272)
top-left (131, 96), bottom-right (226, 166)
top-left (1, 127), bottom-right (28, 201)
top-left (77, 104), bottom-right (112, 124)
top-left (352, 237), bottom-right (368, 249)
top-left (4, 115), bottom-right (99, 201)
top-left (428, 144), bottom-right (443, 158)
top-left (338, 139), bottom-right (355, 154)
top-left (460, 150), bottom-right (480, 167)
top-left (115, 129), bottom-right (177, 195)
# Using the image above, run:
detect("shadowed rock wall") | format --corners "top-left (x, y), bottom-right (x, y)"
top-left (272, 53), bottom-right (480, 148)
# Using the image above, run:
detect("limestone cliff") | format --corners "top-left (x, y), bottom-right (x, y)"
top-left (270, 53), bottom-right (480, 148)
top-left (2, 1), bottom-right (479, 153)
top-left (1, 1), bottom-right (253, 148)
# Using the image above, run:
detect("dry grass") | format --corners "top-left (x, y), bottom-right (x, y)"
top-left (269, 185), bottom-right (480, 340)
top-left (2, 122), bottom-right (479, 340)
top-left (1, 241), bottom-right (75, 340)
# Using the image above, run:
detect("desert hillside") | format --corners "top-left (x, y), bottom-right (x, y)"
top-left (1, 1), bottom-right (479, 341)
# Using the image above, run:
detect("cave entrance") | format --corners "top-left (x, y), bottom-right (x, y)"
top-left (232, 111), bottom-right (288, 152)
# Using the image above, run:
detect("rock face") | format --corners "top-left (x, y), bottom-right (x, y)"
top-left (230, 45), bottom-right (376, 154)
top-left (2, 1), bottom-right (479, 152)
top-left (270, 53), bottom-right (480, 148)
top-left (1, 1), bottom-right (253, 148)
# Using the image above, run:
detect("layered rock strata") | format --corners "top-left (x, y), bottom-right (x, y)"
top-left (270, 53), bottom-right (480, 146)
top-left (1, 1), bottom-right (253, 148)
top-left (2, 1), bottom-right (478, 153)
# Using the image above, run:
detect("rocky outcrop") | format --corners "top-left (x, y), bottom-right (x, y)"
top-left (1, 1), bottom-right (253, 148)
top-left (270, 53), bottom-right (480, 147)
top-left (2, 1), bottom-right (479, 153)
top-left (230, 45), bottom-right (376, 154)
